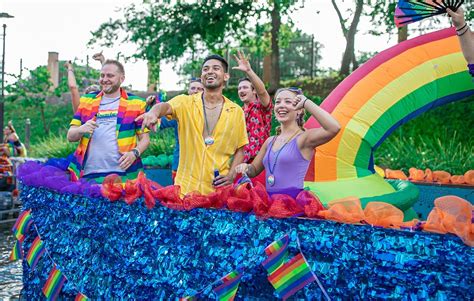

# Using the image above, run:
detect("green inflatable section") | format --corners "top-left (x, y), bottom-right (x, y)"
top-left (305, 175), bottom-right (419, 221)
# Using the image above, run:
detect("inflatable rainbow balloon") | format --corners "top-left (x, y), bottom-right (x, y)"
top-left (304, 28), bottom-right (474, 216)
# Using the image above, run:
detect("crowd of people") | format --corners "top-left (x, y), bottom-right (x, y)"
top-left (63, 50), bottom-right (342, 197)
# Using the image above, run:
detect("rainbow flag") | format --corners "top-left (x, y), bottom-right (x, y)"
top-left (9, 238), bottom-right (23, 261)
top-left (26, 236), bottom-right (46, 270)
top-left (42, 265), bottom-right (67, 300)
top-left (213, 269), bottom-right (243, 301)
top-left (267, 253), bottom-right (316, 300)
top-left (11, 209), bottom-right (33, 240)
top-left (178, 296), bottom-right (196, 301)
top-left (75, 292), bottom-right (88, 301)
top-left (262, 234), bottom-right (289, 275)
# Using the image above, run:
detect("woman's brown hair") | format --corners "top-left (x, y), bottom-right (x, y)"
top-left (274, 88), bottom-right (306, 135)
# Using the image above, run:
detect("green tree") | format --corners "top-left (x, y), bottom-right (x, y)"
top-left (331, 0), bottom-right (364, 76)
top-left (90, 0), bottom-right (306, 92)
top-left (6, 66), bottom-right (53, 134)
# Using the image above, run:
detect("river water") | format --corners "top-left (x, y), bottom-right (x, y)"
top-left (0, 222), bottom-right (23, 299)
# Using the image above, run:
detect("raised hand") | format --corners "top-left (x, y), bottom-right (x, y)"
top-left (92, 51), bottom-right (105, 64)
top-left (232, 50), bottom-right (251, 73)
top-left (293, 94), bottom-right (309, 110)
top-left (447, 7), bottom-right (465, 28)
top-left (64, 61), bottom-right (73, 70)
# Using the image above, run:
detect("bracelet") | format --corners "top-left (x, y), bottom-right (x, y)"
top-left (132, 148), bottom-right (140, 158)
top-left (302, 98), bottom-right (308, 108)
top-left (457, 26), bottom-right (469, 36)
top-left (456, 23), bottom-right (467, 32)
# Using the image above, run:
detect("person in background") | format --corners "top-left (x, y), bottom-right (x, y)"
top-left (146, 78), bottom-right (204, 182)
top-left (235, 88), bottom-right (340, 199)
top-left (232, 51), bottom-right (272, 163)
top-left (1, 121), bottom-right (27, 157)
top-left (137, 55), bottom-right (248, 196)
top-left (447, 7), bottom-right (474, 76)
top-left (65, 51), bottom-right (104, 112)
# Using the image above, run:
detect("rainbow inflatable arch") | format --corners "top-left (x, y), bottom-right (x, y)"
top-left (304, 28), bottom-right (474, 215)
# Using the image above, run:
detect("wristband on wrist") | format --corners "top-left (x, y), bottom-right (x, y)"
top-left (302, 98), bottom-right (308, 108)
top-left (458, 26), bottom-right (469, 36)
top-left (132, 148), bottom-right (140, 158)
top-left (456, 23), bottom-right (467, 32)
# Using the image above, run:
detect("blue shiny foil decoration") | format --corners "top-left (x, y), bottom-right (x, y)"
top-left (19, 184), bottom-right (473, 300)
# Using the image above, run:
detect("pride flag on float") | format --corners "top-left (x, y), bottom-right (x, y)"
top-left (267, 253), bottom-right (316, 300)
top-left (213, 268), bottom-right (243, 301)
top-left (75, 292), bottom-right (88, 301)
top-left (9, 237), bottom-right (24, 261)
top-left (42, 265), bottom-right (67, 300)
top-left (261, 234), bottom-right (289, 274)
top-left (26, 236), bottom-right (46, 270)
top-left (12, 209), bottom-right (33, 240)
top-left (262, 234), bottom-right (316, 300)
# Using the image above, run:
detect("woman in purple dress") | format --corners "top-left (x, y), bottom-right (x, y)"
top-left (234, 88), bottom-right (340, 198)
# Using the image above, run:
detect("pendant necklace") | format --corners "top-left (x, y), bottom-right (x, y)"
top-left (266, 130), bottom-right (300, 186)
top-left (202, 94), bottom-right (223, 146)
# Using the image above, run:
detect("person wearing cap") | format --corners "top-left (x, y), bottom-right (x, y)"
top-left (137, 55), bottom-right (248, 196)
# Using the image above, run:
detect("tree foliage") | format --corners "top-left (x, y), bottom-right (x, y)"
top-left (90, 0), bottom-right (305, 90)
top-left (6, 66), bottom-right (52, 134)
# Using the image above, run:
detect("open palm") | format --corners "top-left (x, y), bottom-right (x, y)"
top-left (232, 50), bottom-right (251, 72)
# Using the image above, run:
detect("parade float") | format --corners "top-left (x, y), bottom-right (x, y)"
top-left (8, 28), bottom-right (474, 300)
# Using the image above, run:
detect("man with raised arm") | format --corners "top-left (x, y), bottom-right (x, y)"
top-left (137, 55), bottom-right (248, 196)
top-left (233, 50), bottom-right (272, 163)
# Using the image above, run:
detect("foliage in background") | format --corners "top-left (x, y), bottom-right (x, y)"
top-left (4, 101), bottom-right (72, 145)
top-left (89, 0), bottom-right (307, 90)
top-left (375, 98), bottom-right (474, 175)
top-left (142, 128), bottom-right (175, 158)
top-left (6, 66), bottom-right (54, 134)
top-left (54, 61), bottom-right (101, 96)
top-left (29, 133), bottom-right (78, 158)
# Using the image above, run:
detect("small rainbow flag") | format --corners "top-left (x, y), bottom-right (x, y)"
top-left (213, 269), bottom-right (243, 301)
top-left (262, 234), bottom-right (289, 275)
top-left (9, 238), bottom-right (24, 261)
top-left (267, 253), bottom-right (316, 300)
top-left (12, 209), bottom-right (33, 240)
top-left (42, 265), bottom-right (67, 300)
top-left (26, 236), bottom-right (46, 270)
top-left (75, 292), bottom-right (88, 301)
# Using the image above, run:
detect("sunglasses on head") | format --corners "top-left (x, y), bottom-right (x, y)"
top-left (287, 87), bottom-right (303, 95)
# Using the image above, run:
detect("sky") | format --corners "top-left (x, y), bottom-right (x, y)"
top-left (1, 0), bottom-right (452, 91)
